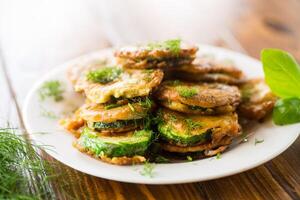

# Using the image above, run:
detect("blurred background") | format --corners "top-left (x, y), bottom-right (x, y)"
top-left (0, 0), bottom-right (299, 110)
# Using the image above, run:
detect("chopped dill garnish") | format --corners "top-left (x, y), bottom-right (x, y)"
top-left (86, 66), bottom-right (122, 84)
top-left (176, 86), bottom-right (197, 98)
top-left (187, 156), bottom-right (193, 161)
top-left (216, 153), bottom-right (221, 159)
top-left (147, 39), bottom-right (181, 55)
top-left (40, 106), bottom-right (58, 119)
top-left (139, 97), bottom-right (153, 109)
top-left (128, 102), bottom-right (135, 112)
top-left (185, 118), bottom-right (202, 130)
top-left (39, 80), bottom-right (64, 102)
top-left (140, 161), bottom-right (155, 178)
top-left (154, 155), bottom-right (170, 163)
top-left (170, 114), bottom-right (177, 122)
top-left (255, 138), bottom-right (264, 145)
top-left (104, 103), bottom-right (120, 110)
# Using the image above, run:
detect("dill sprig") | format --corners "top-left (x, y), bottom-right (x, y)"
top-left (0, 127), bottom-right (57, 199)
top-left (140, 161), bottom-right (155, 178)
top-left (39, 80), bottom-right (64, 102)
top-left (86, 66), bottom-right (122, 84)
top-left (176, 86), bottom-right (197, 98)
top-left (147, 39), bottom-right (181, 55)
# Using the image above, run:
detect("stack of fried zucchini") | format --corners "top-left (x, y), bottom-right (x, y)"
top-left (62, 39), bottom-right (276, 165)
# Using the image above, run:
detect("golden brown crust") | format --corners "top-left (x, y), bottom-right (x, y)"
top-left (74, 142), bottom-right (146, 165)
top-left (75, 68), bottom-right (164, 104)
top-left (166, 57), bottom-right (245, 85)
top-left (114, 44), bottom-right (198, 60)
top-left (155, 81), bottom-right (241, 108)
top-left (159, 99), bottom-right (236, 115)
top-left (160, 136), bottom-right (232, 154)
top-left (77, 101), bottom-right (151, 123)
top-left (59, 117), bottom-right (85, 138)
top-left (238, 78), bottom-right (276, 120)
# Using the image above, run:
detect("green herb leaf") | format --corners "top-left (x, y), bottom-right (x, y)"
top-left (128, 102), bottom-right (135, 112)
top-left (176, 86), bottom-right (197, 98)
top-left (39, 80), bottom-right (64, 102)
top-left (187, 156), bottom-right (193, 161)
top-left (254, 138), bottom-right (264, 145)
top-left (87, 66), bottom-right (122, 84)
top-left (147, 39), bottom-right (181, 55)
top-left (216, 153), bottom-right (221, 159)
top-left (261, 49), bottom-right (300, 98)
top-left (140, 161), bottom-right (155, 178)
top-left (272, 97), bottom-right (300, 125)
top-left (104, 103), bottom-right (120, 110)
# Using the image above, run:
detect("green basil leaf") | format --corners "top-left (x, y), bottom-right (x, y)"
top-left (273, 97), bottom-right (300, 125)
top-left (261, 49), bottom-right (300, 98)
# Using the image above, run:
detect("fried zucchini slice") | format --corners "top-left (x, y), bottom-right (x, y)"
top-left (155, 81), bottom-right (241, 114)
top-left (114, 40), bottom-right (198, 69)
top-left (75, 128), bottom-right (153, 158)
top-left (77, 98), bottom-right (154, 123)
top-left (75, 66), bottom-right (163, 104)
top-left (157, 109), bottom-right (240, 146)
top-left (168, 57), bottom-right (245, 85)
top-left (238, 78), bottom-right (277, 120)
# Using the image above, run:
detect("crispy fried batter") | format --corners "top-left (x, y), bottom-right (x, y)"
top-left (114, 44), bottom-right (198, 69)
top-left (238, 78), bottom-right (276, 120)
top-left (75, 68), bottom-right (163, 104)
top-left (74, 142), bottom-right (146, 165)
top-left (155, 81), bottom-right (241, 114)
top-left (77, 101), bottom-right (151, 123)
top-left (160, 136), bottom-right (232, 154)
top-left (167, 57), bottom-right (245, 85)
top-left (59, 117), bottom-right (85, 138)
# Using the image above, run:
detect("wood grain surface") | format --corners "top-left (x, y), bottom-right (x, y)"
top-left (0, 0), bottom-right (299, 199)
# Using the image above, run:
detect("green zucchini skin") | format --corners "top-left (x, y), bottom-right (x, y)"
top-left (88, 119), bottom-right (143, 130)
top-left (77, 128), bottom-right (153, 157)
top-left (158, 123), bottom-right (211, 146)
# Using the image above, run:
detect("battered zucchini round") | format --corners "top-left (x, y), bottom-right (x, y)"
top-left (238, 78), bottom-right (276, 120)
top-left (75, 128), bottom-right (153, 158)
top-left (157, 108), bottom-right (240, 146)
top-left (167, 57), bottom-right (245, 85)
top-left (155, 81), bottom-right (241, 114)
top-left (77, 98), bottom-right (154, 123)
top-left (114, 41), bottom-right (198, 69)
top-left (75, 67), bottom-right (164, 104)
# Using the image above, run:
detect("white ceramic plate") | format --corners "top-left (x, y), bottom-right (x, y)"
top-left (23, 45), bottom-right (300, 184)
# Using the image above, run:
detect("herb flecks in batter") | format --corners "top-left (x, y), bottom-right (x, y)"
top-left (87, 66), bottom-right (122, 84)
top-left (147, 39), bottom-right (181, 55)
top-left (176, 86), bottom-right (197, 98)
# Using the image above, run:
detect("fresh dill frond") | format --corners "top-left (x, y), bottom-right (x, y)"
top-left (104, 103), bottom-right (120, 110)
top-left (86, 66), bottom-right (122, 84)
top-left (39, 80), bottom-right (64, 102)
top-left (128, 102), bottom-right (135, 112)
top-left (140, 161), bottom-right (155, 178)
top-left (187, 156), bottom-right (193, 161)
top-left (255, 138), bottom-right (264, 145)
top-left (40, 106), bottom-right (59, 119)
top-left (147, 39), bottom-right (181, 55)
top-left (0, 127), bottom-right (56, 199)
top-left (139, 97), bottom-right (153, 109)
top-left (185, 118), bottom-right (202, 130)
top-left (216, 153), bottom-right (221, 160)
top-left (176, 86), bottom-right (197, 98)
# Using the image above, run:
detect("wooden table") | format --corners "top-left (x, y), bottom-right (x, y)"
top-left (1, 0), bottom-right (299, 199)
